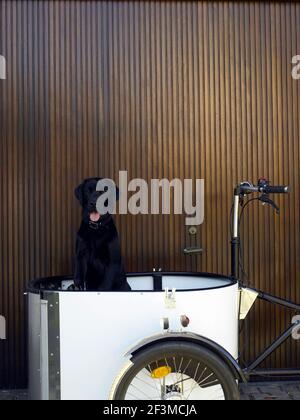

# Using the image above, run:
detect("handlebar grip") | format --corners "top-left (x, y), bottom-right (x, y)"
top-left (264, 185), bottom-right (290, 194)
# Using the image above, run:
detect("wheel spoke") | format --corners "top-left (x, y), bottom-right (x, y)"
top-left (173, 356), bottom-right (181, 385)
top-left (134, 373), bottom-right (162, 395)
top-left (199, 379), bottom-right (219, 388)
top-left (184, 363), bottom-right (201, 399)
top-left (196, 366), bottom-right (207, 383)
top-left (198, 372), bottom-right (214, 386)
top-left (178, 356), bottom-right (184, 373)
top-left (182, 358), bottom-right (192, 375)
top-left (127, 383), bottom-right (157, 400)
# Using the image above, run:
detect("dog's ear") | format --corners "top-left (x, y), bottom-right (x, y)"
top-left (75, 182), bottom-right (85, 206)
top-left (75, 178), bottom-right (103, 206)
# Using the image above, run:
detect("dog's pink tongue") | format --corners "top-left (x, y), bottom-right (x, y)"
top-left (90, 212), bottom-right (101, 222)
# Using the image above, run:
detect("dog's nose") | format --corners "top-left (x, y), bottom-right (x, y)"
top-left (89, 192), bottom-right (102, 206)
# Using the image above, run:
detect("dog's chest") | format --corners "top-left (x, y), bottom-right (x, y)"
top-left (89, 237), bottom-right (109, 259)
top-left (78, 221), bottom-right (116, 261)
top-left (85, 229), bottom-right (113, 260)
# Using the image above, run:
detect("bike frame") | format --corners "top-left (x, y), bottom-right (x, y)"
top-left (231, 185), bottom-right (300, 379)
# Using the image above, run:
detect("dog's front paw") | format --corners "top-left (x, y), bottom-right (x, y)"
top-left (74, 278), bottom-right (84, 290)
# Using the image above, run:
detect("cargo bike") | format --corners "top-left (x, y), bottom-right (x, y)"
top-left (28, 179), bottom-right (300, 400)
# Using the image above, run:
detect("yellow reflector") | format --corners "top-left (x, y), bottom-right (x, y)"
top-left (151, 366), bottom-right (172, 379)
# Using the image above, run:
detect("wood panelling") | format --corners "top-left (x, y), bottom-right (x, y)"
top-left (0, 1), bottom-right (300, 388)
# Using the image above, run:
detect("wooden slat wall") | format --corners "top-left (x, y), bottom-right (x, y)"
top-left (0, 0), bottom-right (300, 388)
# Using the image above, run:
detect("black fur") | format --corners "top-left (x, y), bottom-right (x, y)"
top-left (74, 178), bottom-right (131, 291)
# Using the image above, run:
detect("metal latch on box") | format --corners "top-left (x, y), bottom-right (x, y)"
top-left (0, 315), bottom-right (6, 340)
top-left (164, 288), bottom-right (176, 309)
top-left (239, 288), bottom-right (259, 320)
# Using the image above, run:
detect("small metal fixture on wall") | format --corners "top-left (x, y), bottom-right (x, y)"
top-left (0, 55), bottom-right (6, 79)
top-left (184, 226), bottom-right (203, 256)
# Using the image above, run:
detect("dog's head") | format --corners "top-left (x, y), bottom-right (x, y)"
top-left (75, 178), bottom-right (119, 228)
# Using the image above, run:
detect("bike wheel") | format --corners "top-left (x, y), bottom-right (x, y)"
top-left (110, 341), bottom-right (240, 400)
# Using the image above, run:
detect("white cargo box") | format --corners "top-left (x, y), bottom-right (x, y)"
top-left (28, 273), bottom-right (238, 400)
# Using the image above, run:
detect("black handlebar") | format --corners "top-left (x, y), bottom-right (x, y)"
top-left (264, 185), bottom-right (290, 194)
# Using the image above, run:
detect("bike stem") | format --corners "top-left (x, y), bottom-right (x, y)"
top-left (230, 179), bottom-right (288, 281)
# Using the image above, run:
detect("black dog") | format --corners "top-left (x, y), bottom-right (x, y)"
top-left (74, 178), bottom-right (131, 291)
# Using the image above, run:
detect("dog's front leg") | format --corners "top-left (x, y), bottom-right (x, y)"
top-left (92, 258), bottom-right (114, 291)
top-left (74, 258), bottom-right (87, 290)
